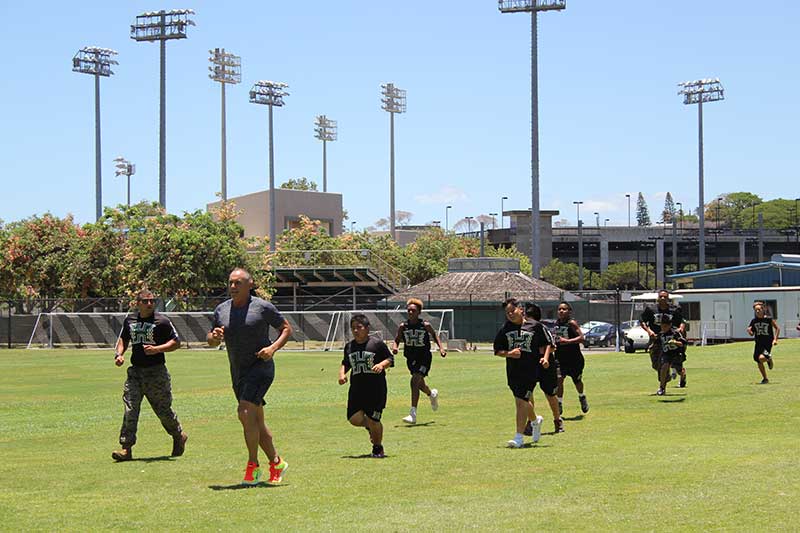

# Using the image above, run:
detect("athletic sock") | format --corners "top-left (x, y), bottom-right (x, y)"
top-left (578, 393), bottom-right (586, 399)
top-left (557, 396), bottom-right (563, 403)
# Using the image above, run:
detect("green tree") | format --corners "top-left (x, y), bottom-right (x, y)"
top-left (661, 192), bottom-right (675, 224)
top-left (400, 227), bottom-right (479, 285)
top-left (636, 193), bottom-right (651, 226)
top-left (540, 259), bottom-right (580, 290)
top-left (280, 177), bottom-right (318, 191)
top-left (598, 261), bottom-right (655, 290)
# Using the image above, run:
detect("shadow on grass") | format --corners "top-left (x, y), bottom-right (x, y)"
top-left (563, 415), bottom-right (585, 422)
top-left (500, 443), bottom-right (553, 449)
top-left (208, 482), bottom-right (286, 491)
top-left (395, 421), bottom-right (436, 429)
top-left (129, 455), bottom-right (173, 463)
top-left (341, 454), bottom-right (390, 459)
top-left (657, 397), bottom-right (687, 403)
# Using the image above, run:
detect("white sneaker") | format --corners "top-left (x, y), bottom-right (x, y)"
top-left (430, 389), bottom-right (439, 411)
top-left (402, 413), bottom-right (416, 424)
top-left (506, 435), bottom-right (524, 448)
top-left (532, 415), bottom-right (544, 443)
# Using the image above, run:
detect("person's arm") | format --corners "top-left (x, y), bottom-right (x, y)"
top-left (391, 324), bottom-right (405, 354)
top-left (144, 338), bottom-right (180, 355)
top-left (114, 337), bottom-right (129, 367)
top-left (338, 364), bottom-right (349, 385)
top-left (640, 309), bottom-right (656, 338)
top-left (424, 322), bottom-right (447, 357)
top-left (257, 319), bottom-right (293, 360)
top-left (143, 318), bottom-right (181, 355)
top-left (208, 309), bottom-right (224, 347)
top-left (559, 320), bottom-right (584, 345)
top-left (371, 342), bottom-right (394, 373)
top-left (539, 343), bottom-right (553, 368)
top-left (772, 320), bottom-right (780, 345)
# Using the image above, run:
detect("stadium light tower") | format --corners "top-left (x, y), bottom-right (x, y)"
top-left (381, 82), bottom-right (407, 241)
top-left (131, 9), bottom-right (196, 210)
top-left (208, 48), bottom-right (241, 202)
top-left (72, 46), bottom-right (118, 221)
top-left (250, 80), bottom-right (289, 252)
top-left (678, 77), bottom-right (724, 270)
top-left (499, 0), bottom-right (566, 279)
top-left (314, 115), bottom-right (338, 192)
top-left (114, 156), bottom-right (136, 207)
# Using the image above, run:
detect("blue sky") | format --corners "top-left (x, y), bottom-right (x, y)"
top-left (1, 1), bottom-right (798, 230)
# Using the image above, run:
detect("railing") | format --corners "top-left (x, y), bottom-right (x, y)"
top-left (266, 249), bottom-right (409, 290)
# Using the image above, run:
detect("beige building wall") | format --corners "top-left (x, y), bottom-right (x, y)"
top-left (207, 188), bottom-right (343, 239)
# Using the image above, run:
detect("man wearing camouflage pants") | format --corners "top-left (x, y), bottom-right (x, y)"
top-left (112, 289), bottom-right (187, 461)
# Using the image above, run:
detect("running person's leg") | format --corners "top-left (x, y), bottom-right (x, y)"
top-left (141, 365), bottom-right (187, 456)
top-left (117, 367), bottom-right (144, 452)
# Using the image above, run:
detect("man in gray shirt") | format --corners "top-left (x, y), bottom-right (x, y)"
top-left (208, 268), bottom-right (293, 485)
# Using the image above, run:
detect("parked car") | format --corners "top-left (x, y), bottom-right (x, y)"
top-left (623, 324), bottom-right (650, 353)
top-left (579, 321), bottom-right (610, 335)
top-left (583, 324), bottom-right (617, 348)
top-left (620, 320), bottom-right (639, 332)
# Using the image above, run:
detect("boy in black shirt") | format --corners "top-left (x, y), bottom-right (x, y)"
top-left (640, 290), bottom-right (687, 388)
top-left (746, 301), bottom-right (779, 384)
top-left (391, 298), bottom-right (447, 425)
top-left (523, 303), bottom-right (562, 434)
top-left (553, 301), bottom-right (589, 415)
top-left (339, 314), bottom-right (394, 458)
top-left (653, 315), bottom-right (687, 396)
top-left (112, 290), bottom-right (187, 461)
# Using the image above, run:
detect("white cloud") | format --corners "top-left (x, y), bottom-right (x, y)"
top-left (413, 185), bottom-right (469, 205)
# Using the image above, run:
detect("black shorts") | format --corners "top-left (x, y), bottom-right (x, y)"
top-left (405, 351), bottom-right (433, 376)
top-left (233, 360), bottom-right (274, 406)
top-left (508, 378), bottom-right (536, 401)
top-left (536, 362), bottom-right (558, 396)
top-left (659, 350), bottom-right (683, 368)
top-left (346, 383), bottom-right (387, 421)
top-left (753, 342), bottom-right (772, 362)
top-left (557, 353), bottom-right (585, 381)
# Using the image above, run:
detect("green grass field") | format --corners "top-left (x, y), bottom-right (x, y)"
top-left (1, 341), bottom-right (799, 531)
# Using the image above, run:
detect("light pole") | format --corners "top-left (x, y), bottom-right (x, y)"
top-left (594, 211), bottom-right (600, 229)
top-left (625, 193), bottom-right (631, 227)
top-left (489, 213), bottom-right (498, 229)
top-left (604, 218), bottom-right (609, 227)
top-left (446, 205), bottom-right (452, 232)
top-left (573, 200), bottom-right (583, 290)
top-left (678, 77), bottom-right (724, 270)
top-left (113, 157), bottom-right (136, 207)
top-left (250, 80), bottom-right (289, 252)
top-left (381, 83), bottom-right (406, 241)
top-left (501, 196), bottom-right (508, 229)
top-left (131, 9), bottom-right (195, 210)
top-left (499, 0), bottom-right (565, 278)
top-left (351, 221), bottom-right (356, 232)
top-left (432, 220), bottom-right (441, 228)
top-left (715, 197), bottom-right (723, 268)
top-left (72, 46), bottom-right (118, 221)
top-left (676, 202), bottom-right (683, 232)
top-left (314, 115), bottom-right (338, 192)
top-left (465, 216), bottom-right (474, 233)
top-left (208, 48), bottom-right (241, 202)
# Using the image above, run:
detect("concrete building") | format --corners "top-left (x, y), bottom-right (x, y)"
top-left (207, 188), bottom-right (343, 239)
top-left (489, 209), bottom-right (559, 266)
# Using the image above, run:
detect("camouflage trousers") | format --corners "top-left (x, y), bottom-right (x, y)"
top-left (119, 364), bottom-right (183, 447)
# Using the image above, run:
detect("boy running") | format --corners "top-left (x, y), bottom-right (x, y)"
top-left (494, 298), bottom-right (543, 447)
top-left (640, 290), bottom-right (687, 388)
top-left (653, 315), bottom-right (687, 396)
top-left (746, 301), bottom-right (779, 384)
top-left (339, 314), bottom-right (394, 458)
top-left (523, 303), bottom-right (563, 434)
top-left (392, 298), bottom-right (447, 424)
top-left (553, 301), bottom-right (589, 415)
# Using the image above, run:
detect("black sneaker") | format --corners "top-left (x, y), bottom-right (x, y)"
top-left (579, 395), bottom-right (589, 414)
top-left (554, 418), bottom-right (565, 433)
top-left (523, 420), bottom-right (533, 437)
top-left (760, 378), bottom-right (769, 385)
top-left (656, 388), bottom-right (665, 396)
top-left (371, 444), bottom-right (385, 458)
top-left (679, 374), bottom-right (686, 388)
top-left (767, 356), bottom-right (774, 370)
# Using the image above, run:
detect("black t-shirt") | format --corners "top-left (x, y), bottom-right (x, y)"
top-left (554, 318), bottom-right (582, 359)
top-left (749, 317), bottom-right (774, 343)
top-left (655, 328), bottom-right (686, 354)
top-left (400, 319), bottom-right (432, 357)
top-left (641, 304), bottom-right (683, 334)
top-left (120, 312), bottom-right (179, 367)
top-left (342, 337), bottom-right (394, 389)
top-left (494, 321), bottom-right (548, 382)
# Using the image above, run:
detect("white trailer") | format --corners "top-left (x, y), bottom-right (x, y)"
top-left (673, 286), bottom-right (800, 342)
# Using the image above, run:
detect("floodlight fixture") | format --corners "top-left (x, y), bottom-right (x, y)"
top-left (131, 8), bottom-right (196, 210)
top-left (498, 0), bottom-right (566, 13)
top-left (250, 79), bottom-right (290, 252)
top-left (113, 156), bottom-right (136, 207)
top-left (677, 76), bottom-right (725, 270)
top-left (208, 47), bottom-right (241, 202)
top-left (73, 46), bottom-right (118, 222)
top-left (314, 115), bottom-right (338, 192)
top-left (499, 0), bottom-right (566, 279)
top-left (381, 82), bottom-right (406, 241)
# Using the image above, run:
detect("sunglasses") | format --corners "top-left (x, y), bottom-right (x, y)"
top-left (138, 298), bottom-right (156, 304)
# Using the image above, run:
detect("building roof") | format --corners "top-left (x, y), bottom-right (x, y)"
top-left (668, 260), bottom-right (800, 281)
top-left (388, 270), bottom-right (577, 303)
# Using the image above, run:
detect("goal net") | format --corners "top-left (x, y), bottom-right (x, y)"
top-left (26, 309), bottom-right (455, 351)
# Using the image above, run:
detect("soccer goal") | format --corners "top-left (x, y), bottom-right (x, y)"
top-left (26, 309), bottom-right (455, 351)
